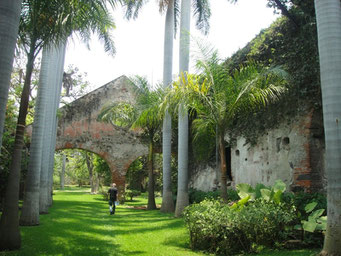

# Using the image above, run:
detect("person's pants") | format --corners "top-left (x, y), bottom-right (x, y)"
top-left (108, 200), bottom-right (116, 214)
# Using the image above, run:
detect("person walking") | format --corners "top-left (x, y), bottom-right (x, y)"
top-left (107, 183), bottom-right (118, 215)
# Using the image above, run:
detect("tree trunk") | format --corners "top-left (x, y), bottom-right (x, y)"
top-left (147, 141), bottom-right (157, 210)
top-left (161, 0), bottom-right (175, 213)
top-left (60, 153), bottom-right (66, 190)
top-left (7, 41), bottom-right (39, 227)
top-left (175, 0), bottom-right (190, 218)
top-left (25, 46), bottom-right (50, 215)
top-left (94, 173), bottom-right (100, 194)
top-left (218, 133), bottom-right (228, 202)
top-left (46, 42), bottom-right (66, 207)
top-left (0, 0), bottom-right (22, 154)
top-left (40, 44), bottom-right (61, 213)
top-left (85, 153), bottom-right (95, 194)
top-left (314, 1), bottom-right (341, 255)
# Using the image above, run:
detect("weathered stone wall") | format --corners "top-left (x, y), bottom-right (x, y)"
top-left (56, 76), bottom-right (148, 198)
top-left (190, 109), bottom-right (325, 192)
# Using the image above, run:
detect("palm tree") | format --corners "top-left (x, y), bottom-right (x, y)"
top-left (160, 0), bottom-right (176, 213)
top-left (0, 0), bottom-right (22, 155)
top-left (175, 0), bottom-right (210, 217)
top-left (314, 0), bottom-right (341, 254)
top-left (131, 78), bottom-right (163, 210)
top-left (123, 0), bottom-right (210, 214)
top-left (170, 46), bottom-right (287, 202)
top-left (19, 0), bottom-right (117, 227)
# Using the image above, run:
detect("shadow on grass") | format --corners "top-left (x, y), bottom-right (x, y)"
top-left (0, 195), bottom-right (146, 256)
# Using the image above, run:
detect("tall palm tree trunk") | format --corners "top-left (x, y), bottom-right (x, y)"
top-left (24, 46), bottom-right (50, 216)
top-left (314, 0), bottom-right (341, 254)
top-left (175, 0), bottom-right (190, 217)
top-left (0, 0), bottom-right (22, 153)
top-left (39, 45), bottom-right (59, 214)
top-left (0, 41), bottom-right (35, 248)
top-left (218, 133), bottom-right (228, 202)
top-left (47, 42), bottom-right (66, 207)
top-left (161, 0), bottom-right (175, 213)
top-left (147, 141), bottom-right (157, 210)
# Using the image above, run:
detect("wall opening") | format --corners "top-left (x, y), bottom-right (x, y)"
top-left (54, 149), bottom-right (111, 193)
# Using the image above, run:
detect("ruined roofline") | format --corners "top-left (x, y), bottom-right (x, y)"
top-left (59, 75), bottom-right (131, 110)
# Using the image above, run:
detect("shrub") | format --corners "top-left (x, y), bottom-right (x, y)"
top-left (188, 188), bottom-right (239, 204)
top-left (125, 189), bottom-right (141, 201)
top-left (184, 199), bottom-right (296, 255)
top-left (188, 189), bottom-right (220, 204)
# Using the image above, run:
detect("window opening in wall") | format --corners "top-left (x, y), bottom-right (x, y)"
top-left (283, 137), bottom-right (290, 145)
top-left (235, 150), bottom-right (240, 156)
top-left (225, 147), bottom-right (232, 181)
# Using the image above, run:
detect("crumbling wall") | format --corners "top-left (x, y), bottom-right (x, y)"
top-left (190, 109), bottom-right (325, 192)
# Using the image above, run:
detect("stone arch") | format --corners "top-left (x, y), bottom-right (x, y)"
top-left (56, 76), bottom-right (148, 199)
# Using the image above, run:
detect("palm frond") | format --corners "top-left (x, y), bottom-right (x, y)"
top-left (122, 0), bottom-right (147, 20)
top-left (192, 0), bottom-right (211, 35)
top-left (97, 102), bottom-right (136, 128)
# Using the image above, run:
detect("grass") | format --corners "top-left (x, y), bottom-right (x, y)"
top-left (0, 187), bottom-right (320, 256)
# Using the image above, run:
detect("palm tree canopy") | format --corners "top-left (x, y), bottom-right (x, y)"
top-left (122, 0), bottom-right (210, 36)
top-left (166, 45), bottom-right (288, 141)
top-left (19, 0), bottom-right (117, 57)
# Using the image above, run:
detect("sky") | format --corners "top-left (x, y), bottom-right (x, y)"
top-left (64, 0), bottom-right (279, 90)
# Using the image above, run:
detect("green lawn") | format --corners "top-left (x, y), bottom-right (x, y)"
top-left (0, 187), bottom-right (320, 256)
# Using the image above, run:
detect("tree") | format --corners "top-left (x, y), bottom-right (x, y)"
top-left (314, 0), bottom-right (341, 255)
top-left (19, 0), bottom-right (117, 226)
top-left (175, 0), bottom-right (210, 217)
top-left (0, 0), bottom-right (22, 155)
top-left (169, 45), bottom-right (287, 201)
top-left (160, 0), bottom-right (176, 213)
top-left (0, 0), bottom-right (118, 250)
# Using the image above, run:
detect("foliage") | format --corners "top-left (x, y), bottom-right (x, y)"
top-left (98, 102), bottom-right (136, 128)
top-left (300, 202), bottom-right (326, 233)
top-left (224, 1), bottom-right (320, 145)
top-left (184, 198), bottom-right (296, 255)
top-left (53, 149), bottom-right (111, 188)
top-left (126, 156), bottom-right (148, 191)
top-left (124, 189), bottom-right (141, 201)
top-left (0, 57), bottom-right (40, 200)
top-left (234, 179), bottom-right (287, 206)
top-left (60, 65), bottom-right (91, 105)
top-left (188, 189), bottom-right (220, 204)
top-left (188, 188), bottom-right (239, 204)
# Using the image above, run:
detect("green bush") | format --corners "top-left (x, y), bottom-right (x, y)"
top-left (125, 189), bottom-right (141, 201)
top-left (188, 188), bottom-right (239, 204)
top-left (184, 199), bottom-right (296, 255)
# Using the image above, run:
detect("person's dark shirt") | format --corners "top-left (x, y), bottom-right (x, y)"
top-left (108, 187), bottom-right (118, 201)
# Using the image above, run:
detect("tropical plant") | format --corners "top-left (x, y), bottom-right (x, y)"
top-left (314, 0), bottom-right (341, 254)
top-left (299, 202), bottom-right (327, 233)
top-left (231, 180), bottom-right (287, 211)
top-left (168, 44), bottom-right (288, 201)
